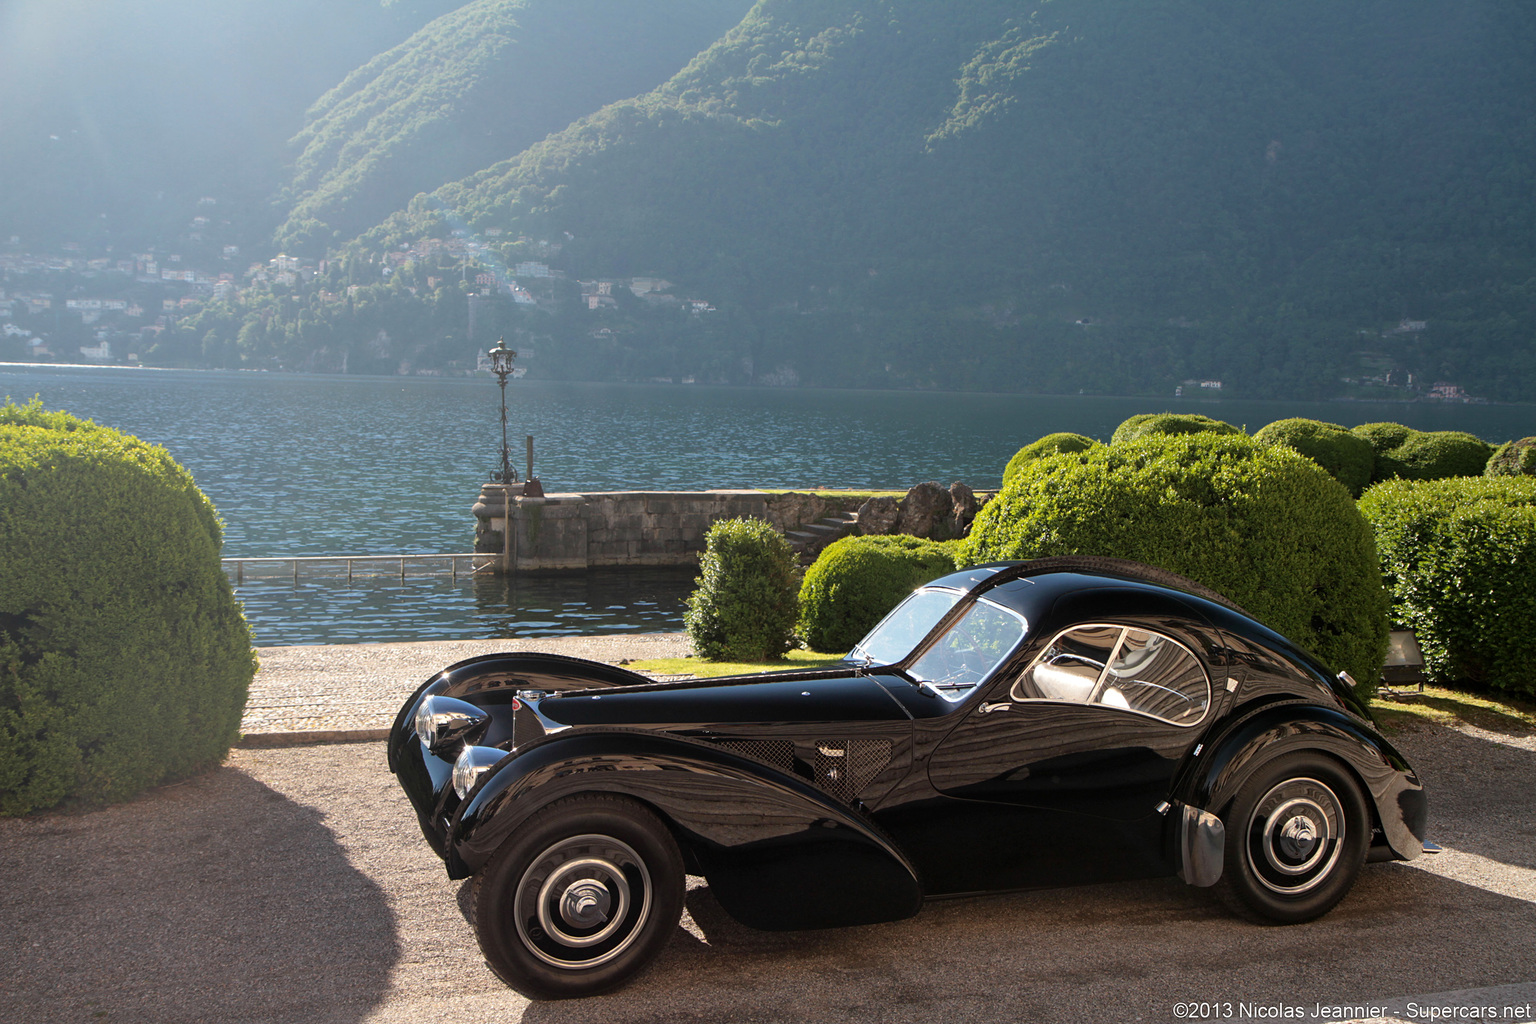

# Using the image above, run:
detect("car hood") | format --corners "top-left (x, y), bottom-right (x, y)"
top-left (526, 671), bottom-right (911, 733)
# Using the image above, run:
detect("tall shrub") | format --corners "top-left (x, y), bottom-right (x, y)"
top-left (0, 399), bottom-right (256, 816)
top-left (1254, 418), bottom-right (1375, 496)
top-left (958, 434), bottom-right (1388, 689)
top-left (684, 517), bottom-right (798, 661)
top-left (1110, 412), bottom-right (1241, 446)
top-left (1354, 422), bottom-right (1493, 482)
top-left (1002, 433), bottom-right (1098, 488)
top-left (1359, 477), bottom-right (1536, 694)
top-left (797, 535), bottom-right (958, 653)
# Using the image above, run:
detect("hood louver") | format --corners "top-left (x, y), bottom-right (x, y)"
top-left (706, 737), bottom-right (892, 805)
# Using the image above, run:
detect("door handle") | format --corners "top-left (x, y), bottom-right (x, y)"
top-left (979, 701), bottom-right (1011, 714)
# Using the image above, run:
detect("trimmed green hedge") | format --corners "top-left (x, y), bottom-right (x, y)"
top-left (1254, 418), bottom-right (1375, 496)
top-left (1110, 412), bottom-right (1242, 446)
top-left (1002, 432), bottom-right (1098, 488)
top-left (685, 517), bottom-right (799, 661)
top-left (797, 535), bottom-right (959, 653)
top-left (1354, 422), bottom-right (1493, 482)
top-left (1352, 421), bottom-right (1414, 456)
top-left (1, 399), bottom-right (256, 816)
top-left (957, 433), bottom-right (1388, 689)
top-left (1359, 476), bottom-right (1536, 695)
top-left (1486, 437), bottom-right (1536, 477)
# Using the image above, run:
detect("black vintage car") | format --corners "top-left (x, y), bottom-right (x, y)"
top-left (387, 557), bottom-right (1427, 999)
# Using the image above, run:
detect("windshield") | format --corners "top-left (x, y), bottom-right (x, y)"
top-left (908, 597), bottom-right (1029, 701)
top-left (849, 588), bottom-right (963, 666)
top-left (850, 588), bottom-right (1029, 702)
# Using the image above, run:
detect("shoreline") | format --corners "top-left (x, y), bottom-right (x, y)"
top-left (7, 360), bottom-right (1528, 408)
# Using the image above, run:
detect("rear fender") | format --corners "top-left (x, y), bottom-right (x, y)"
top-left (451, 730), bottom-right (923, 931)
top-left (1176, 702), bottom-right (1426, 865)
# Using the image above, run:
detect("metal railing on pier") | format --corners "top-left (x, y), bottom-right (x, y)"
top-left (222, 553), bottom-right (498, 585)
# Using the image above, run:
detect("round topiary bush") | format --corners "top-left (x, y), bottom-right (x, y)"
top-left (1354, 422), bottom-right (1493, 482)
top-left (1353, 421), bottom-right (1415, 451)
top-left (1254, 418), bottom-right (1376, 496)
top-left (0, 399), bottom-right (256, 816)
top-left (1360, 476), bottom-right (1536, 694)
top-left (1486, 437), bottom-right (1536, 477)
top-left (797, 535), bottom-right (959, 653)
top-left (1110, 412), bottom-right (1242, 446)
top-left (1393, 430), bottom-right (1493, 479)
top-left (685, 517), bottom-right (799, 661)
top-left (1002, 433), bottom-right (1099, 488)
top-left (957, 433), bottom-right (1388, 690)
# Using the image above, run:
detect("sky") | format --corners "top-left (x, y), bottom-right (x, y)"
top-left (0, 0), bottom-right (460, 246)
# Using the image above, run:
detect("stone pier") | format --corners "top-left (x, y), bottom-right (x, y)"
top-left (472, 485), bottom-right (771, 572)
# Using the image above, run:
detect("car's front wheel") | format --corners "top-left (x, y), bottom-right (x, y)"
top-left (472, 795), bottom-right (684, 999)
top-left (1216, 752), bottom-right (1369, 924)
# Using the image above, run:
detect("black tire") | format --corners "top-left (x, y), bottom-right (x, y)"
top-left (471, 795), bottom-right (684, 999)
top-left (1215, 752), bottom-right (1369, 924)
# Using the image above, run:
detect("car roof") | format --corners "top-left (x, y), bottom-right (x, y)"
top-left (921, 559), bottom-right (1243, 631)
top-left (931, 560), bottom-right (1340, 687)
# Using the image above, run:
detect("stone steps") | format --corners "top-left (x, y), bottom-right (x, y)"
top-left (785, 512), bottom-right (860, 561)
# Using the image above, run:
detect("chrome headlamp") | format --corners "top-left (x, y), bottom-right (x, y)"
top-left (452, 745), bottom-right (506, 799)
top-left (413, 695), bottom-right (490, 757)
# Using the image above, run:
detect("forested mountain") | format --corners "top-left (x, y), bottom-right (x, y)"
top-left (349, 0), bottom-right (1536, 399)
top-left (274, 0), bottom-right (753, 254)
top-left (8, 1), bottom-right (1535, 400)
top-left (0, 0), bottom-right (462, 250)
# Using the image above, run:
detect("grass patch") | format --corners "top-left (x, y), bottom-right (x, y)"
top-left (626, 649), bottom-right (847, 678)
top-left (1369, 684), bottom-right (1536, 735)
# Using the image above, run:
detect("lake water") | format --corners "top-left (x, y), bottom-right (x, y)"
top-left (5, 363), bottom-right (1532, 645)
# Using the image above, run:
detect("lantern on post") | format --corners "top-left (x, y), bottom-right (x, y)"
top-left (487, 337), bottom-right (520, 486)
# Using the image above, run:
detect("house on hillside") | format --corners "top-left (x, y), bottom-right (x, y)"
top-left (630, 277), bottom-right (673, 296)
top-left (1427, 382), bottom-right (1468, 401)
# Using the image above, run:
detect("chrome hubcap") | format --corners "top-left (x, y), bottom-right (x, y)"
top-left (559, 877), bottom-right (613, 929)
top-left (514, 836), bottom-right (650, 969)
top-left (1277, 813), bottom-right (1318, 861)
top-left (1248, 778), bottom-right (1344, 895)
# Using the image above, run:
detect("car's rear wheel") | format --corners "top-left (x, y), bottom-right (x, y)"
top-left (1216, 752), bottom-right (1369, 924)
top-left (471, 795), bottom-right (684, 999)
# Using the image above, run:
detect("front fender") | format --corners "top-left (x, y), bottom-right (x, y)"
top-left (452, 729), bottom-right (924, 931)
top-left (387, 651), bottom-right (653, 773)
top-left (1179, 701), bottom-right (1426, 862)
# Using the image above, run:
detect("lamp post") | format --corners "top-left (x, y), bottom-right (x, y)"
top-left (487, 337), bottom-right (520, 486)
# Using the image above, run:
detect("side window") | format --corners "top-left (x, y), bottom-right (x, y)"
top-left (1013, 625), bottom-right (1120, 703)
top-left (1099, 629), bottom-right (1209, 726)
top-left (1012, 625), bottom-right (1210, 726)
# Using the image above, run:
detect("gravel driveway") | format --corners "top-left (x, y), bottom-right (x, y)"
top-left (2, 708), bottom-right (1533, 1023)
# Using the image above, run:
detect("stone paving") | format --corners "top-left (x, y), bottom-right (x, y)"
top-left (240, 632), bottom-right (693, 744)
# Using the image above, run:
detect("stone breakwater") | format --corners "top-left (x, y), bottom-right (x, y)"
top-left (469, 485), bottom-right (984, 573)
top-left (473, 489), bottom-right (770, 572)
top-left (471, 487), bottom-right (873, 572)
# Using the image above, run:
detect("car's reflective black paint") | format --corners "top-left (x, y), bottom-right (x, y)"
top-left (388, 558), bottom-right (1426, 995)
